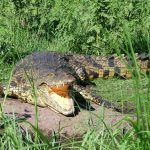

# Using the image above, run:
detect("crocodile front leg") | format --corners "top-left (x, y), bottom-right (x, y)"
top-left (73, 84), bottom-right (120, 111)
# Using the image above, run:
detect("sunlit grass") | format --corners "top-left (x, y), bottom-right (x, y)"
top-left (0, 1), bottom-right (150, 149)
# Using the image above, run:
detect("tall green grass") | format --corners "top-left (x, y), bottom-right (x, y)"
top-left (0, 0), bottom-right (150, 149)
top-left (123, 25), bottom-right (150, 150)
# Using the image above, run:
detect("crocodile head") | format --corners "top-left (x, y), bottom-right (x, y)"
top-left (41, 70), bottom-right (76, 115)
top-left (9, 60), bottom-right (76, 116)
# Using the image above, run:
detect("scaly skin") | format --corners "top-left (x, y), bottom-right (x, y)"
top-left (0, 51), bottom-right (149, 115)
top-left (65, 52), bottom-right (150, 80)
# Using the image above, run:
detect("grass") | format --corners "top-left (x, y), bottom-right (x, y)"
top-left (0, 2), bottom-right (150, 149)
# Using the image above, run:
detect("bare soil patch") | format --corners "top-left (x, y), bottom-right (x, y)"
top-left (1, 98), bottom-right (134, 137)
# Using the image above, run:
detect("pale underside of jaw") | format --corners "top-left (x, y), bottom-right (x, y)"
top-left (46, 84), bottom-right (75, 115)
top-left (48, 92), bottom-right (75, 115)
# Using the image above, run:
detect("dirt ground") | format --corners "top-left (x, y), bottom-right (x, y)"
top-left (1, 98), bottom-right (134, 137)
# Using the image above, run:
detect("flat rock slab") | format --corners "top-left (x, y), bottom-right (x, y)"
top-left (1, 98), bottom-right (130, 137)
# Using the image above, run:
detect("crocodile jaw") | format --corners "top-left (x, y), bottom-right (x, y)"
top-left (1, 83), bottom-right (75, 115)
top-left (38, 84), bottom-right (74, 115)
top-left (47, 91), bottom-right (75, 115)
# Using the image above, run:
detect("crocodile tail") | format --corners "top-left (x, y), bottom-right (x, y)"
top-left (95, 53), bottom-right (150, 79)
top-left (133, 53), bottom-right (150, 74)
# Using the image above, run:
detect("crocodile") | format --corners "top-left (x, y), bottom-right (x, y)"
top-left (0, 51), bottom-right (150, 115)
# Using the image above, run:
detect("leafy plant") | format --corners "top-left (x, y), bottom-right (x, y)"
top-left (1, 0), bottom-right (149, 56)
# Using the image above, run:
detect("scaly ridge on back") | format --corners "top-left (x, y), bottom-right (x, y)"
top-left (66, 52), bottom-right (150, 80)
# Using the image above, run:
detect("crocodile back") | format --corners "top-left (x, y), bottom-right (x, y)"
top-left (11, 51), bottom-right (75, 87)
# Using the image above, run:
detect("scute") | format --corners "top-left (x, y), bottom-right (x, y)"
top-left (12, 52), bottom-right (75, 87)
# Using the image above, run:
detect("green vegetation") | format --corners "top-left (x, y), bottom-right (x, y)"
top-left (0, 0), bottom-right (150, 149)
